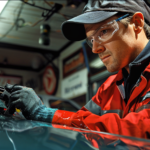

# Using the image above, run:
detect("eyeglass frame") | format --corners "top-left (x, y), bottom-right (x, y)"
top-left (86, 13), bottom-right (130, 48)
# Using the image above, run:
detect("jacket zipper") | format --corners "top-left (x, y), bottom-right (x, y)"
top-left (129, 77), bottom-right (141, 96)
top-left (125, 79), bottom-right (141, 114)
top-left (129, 83), bottom-right (139, 96)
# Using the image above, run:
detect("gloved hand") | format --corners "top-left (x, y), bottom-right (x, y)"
top-left (5, 84), bottom-right (58, 122)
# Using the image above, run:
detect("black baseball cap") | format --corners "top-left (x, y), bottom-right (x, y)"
top-left (62, 0), bottom-right (150, 41)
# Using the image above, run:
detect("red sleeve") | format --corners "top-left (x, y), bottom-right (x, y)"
top-left (52, 80), bottom-right (150, 138)
top-left (52, 106), bottom-right (150, 138)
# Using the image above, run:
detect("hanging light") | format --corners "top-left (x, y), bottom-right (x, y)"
top-left (39, 24), bottom-right (51, 46)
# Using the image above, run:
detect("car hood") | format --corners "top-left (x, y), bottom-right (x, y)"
top-left (0, 115), bottom-right (150, 150)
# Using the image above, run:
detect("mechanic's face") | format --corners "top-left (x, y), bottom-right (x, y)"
top-left (84, 14), bottom-right (148, 73)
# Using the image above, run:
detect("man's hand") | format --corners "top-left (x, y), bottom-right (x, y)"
top-left (4, 84), bottom-right (58, 122)
top-left (5, 84), bottom-right (42, 118)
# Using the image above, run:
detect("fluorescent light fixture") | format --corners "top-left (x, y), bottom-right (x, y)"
top-left (0, 1), bottom-right (8, 14)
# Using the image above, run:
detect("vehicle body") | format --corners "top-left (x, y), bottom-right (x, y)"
top-left (0, 113), bottom-right (150, 150)
top-left (0, 99), bottom-right (150, 150)
top-left (0, 95), bottom-right (150, 150)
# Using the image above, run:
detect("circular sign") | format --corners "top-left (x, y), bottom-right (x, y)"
top-left (43, 66), bottom-right (57, 95)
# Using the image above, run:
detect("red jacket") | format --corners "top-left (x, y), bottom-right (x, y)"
top-left (52, 63), bottom-right (150, 139)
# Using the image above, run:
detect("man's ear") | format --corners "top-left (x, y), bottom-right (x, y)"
top-left (132, 12), bottom-right (144, 34)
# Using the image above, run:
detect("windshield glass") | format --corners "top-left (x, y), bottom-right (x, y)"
top-left (0, 114), bottom-right (150, 150)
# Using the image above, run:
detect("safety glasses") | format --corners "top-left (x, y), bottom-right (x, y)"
top-left (86, 14), bottom-right (130, 48)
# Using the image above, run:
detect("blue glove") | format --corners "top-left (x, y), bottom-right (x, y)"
top-left (5, 84), bottom-right (58, 122)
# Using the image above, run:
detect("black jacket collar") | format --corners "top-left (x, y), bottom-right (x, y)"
top-left (122, 40), bottom-right (150, 103)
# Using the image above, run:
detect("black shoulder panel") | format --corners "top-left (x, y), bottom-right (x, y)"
top-left (84, 100), bottom-right (101, 115)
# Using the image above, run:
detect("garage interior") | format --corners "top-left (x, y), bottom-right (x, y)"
top-left (0, 0), bottom-right (149, 109)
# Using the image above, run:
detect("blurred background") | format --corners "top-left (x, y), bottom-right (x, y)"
top-left (0, 0), bottom-right (149, 112)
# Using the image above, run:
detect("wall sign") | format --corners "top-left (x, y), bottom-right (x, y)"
top-left (61, 68), bottom-right (88, 99)
top-left (43, 65), bottom-right (57, 95)
top-left (0, 75), bottom-right (22, 87)
top-left (63, 49), bottom-right (85, 78)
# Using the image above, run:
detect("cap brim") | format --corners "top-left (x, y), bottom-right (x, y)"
top-left (61, 11), bottom-right (118, 41)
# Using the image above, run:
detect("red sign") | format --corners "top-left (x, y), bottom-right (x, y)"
top-left (43, 66), bottom-right (57, 95)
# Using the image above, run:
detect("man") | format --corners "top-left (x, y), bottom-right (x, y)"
top-left (4, 0), bottom-right (150, 138)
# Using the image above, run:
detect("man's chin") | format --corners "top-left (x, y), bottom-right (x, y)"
top-left (106, 66), bottom-right (119, 73)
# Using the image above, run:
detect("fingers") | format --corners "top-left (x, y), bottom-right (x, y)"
top-left (11, 85), bottom-right (23, 93)
top-left (5, 99), bottom-right (22, 115)
top-left (5, 84), bottom-right (23, 93)
top-left (10, 92), bottom-right (21, 101)
top-left (11, 85), bottom-right (32, 93)
top-left (5, 92), bottom-right (20, 109)
top-left (5, 83), bottom-right (14, 92)
top-left (5, 91), bottom-right (23, 115)
top-left (5, 84), bottom-right (32, 94)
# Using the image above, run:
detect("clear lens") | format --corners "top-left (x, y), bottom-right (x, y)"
top-left (86, 20), bottom-right (119, 48)
top-left (86, 38), bottom-right (93, 48)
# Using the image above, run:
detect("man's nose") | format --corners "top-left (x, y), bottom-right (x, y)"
top-left (92, 40), bottom-right (105, 53)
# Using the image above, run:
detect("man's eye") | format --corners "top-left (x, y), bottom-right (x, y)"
top-left (100, 30), bottom-right (108, 37)
top-left (91, 39), bottom-right (94, 43)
